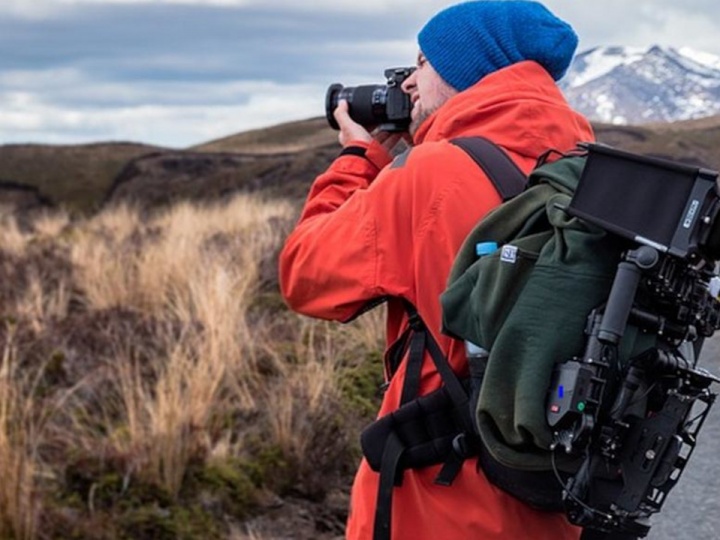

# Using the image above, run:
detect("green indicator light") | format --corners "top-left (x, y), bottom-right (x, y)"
top-left (577, 402), bottom-right (586, 412)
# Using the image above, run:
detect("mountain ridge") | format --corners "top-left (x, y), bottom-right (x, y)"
top-left (561, 45), bottom-right (720, 125)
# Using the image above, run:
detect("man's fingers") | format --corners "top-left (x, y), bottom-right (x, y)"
top-left (335, 100), bottom-right (372, 146)
top-left (333, 100), bottom-right (351, 124)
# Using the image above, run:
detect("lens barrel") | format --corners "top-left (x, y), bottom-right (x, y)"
top-left (325, 84), bottom-right (389, 131)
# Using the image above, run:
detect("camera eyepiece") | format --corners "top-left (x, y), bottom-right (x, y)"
top-left (325, 67), bottom-right (415, 133)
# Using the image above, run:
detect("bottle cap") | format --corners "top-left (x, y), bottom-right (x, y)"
top-left (475, 241), bottom-right (498, 257)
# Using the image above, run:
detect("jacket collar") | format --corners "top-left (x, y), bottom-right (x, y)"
top-left (413, 61), bottom-right (594, 159)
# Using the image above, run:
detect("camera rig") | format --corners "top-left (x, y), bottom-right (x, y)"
top-left (545, 144), bottom-right (720, 538)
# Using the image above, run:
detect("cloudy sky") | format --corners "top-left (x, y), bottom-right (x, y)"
top-left (1, 0), bottom-right (719, 148)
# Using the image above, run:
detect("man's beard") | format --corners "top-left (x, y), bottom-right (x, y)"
top-left (409, 106), bottom-right (434, 137)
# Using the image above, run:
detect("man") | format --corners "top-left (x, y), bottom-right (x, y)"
top-left (279, 2), bottom-right (593, 538)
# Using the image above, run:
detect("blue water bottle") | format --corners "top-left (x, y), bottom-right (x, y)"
top-left (465, 241), bottom-right (496, 403)
top-left (464, 241), bottom-right (496, 360)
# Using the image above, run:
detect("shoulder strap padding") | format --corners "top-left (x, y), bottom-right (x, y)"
top-left (451, 137), bottom-right (528, 201)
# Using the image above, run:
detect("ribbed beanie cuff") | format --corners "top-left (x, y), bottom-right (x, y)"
top-left (418, 1), bottom-right (578, 91)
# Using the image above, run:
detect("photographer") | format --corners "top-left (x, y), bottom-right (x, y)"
top-left (279, 2), bottom-right (593, 539)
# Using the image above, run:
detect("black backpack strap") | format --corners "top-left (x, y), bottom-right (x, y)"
top-left (451, 136), bottom-right (528, 201)
top-left (397, 300), bottom-right (469, 412)
top-left (372, 431), bottom-right (405, 540)
top-left (367, 299), bottom-right (477, 540)
top-left (399, 304), bottom-right (427, 405)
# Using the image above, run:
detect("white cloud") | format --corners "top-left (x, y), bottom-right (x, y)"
top-left (2, 0), bottom-right (720, 146)
top-left (0, 73), bottom-right (326, 147)
top-left (68, 0), bottom-right (442, 7)
top-left (543, 0), bottom-right (720, 56)
top-left (1, 0), bottom-right (451, 19)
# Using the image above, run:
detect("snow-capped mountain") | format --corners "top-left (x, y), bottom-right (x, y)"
top-left (560, 45), bottom-right (720, 125)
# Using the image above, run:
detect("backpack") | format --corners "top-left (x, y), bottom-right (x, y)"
top-left (360, 138), bottom-right (718, 540)
top-left (441, 143), bottom-right (652, 468)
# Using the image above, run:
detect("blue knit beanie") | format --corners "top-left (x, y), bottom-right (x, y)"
top-left (418, 1), bottom-right (578, 91)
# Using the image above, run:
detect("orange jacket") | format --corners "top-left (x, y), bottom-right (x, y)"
top-left (279, 61), bottom-right (594, 540)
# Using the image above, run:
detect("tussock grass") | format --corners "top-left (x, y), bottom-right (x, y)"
top-left (15, 270), bottom-right (70, 333)
top-left (0, 212), bottom-right (28, 256)
top-left (0, 330), bottom-right (77, 540)
top-left (0, 333), bottom-right (38, 540)
top-left (110, 336), bottom-right (225, 497)
top-left (0, 192), bottom-right (384, 538)
top-left (262, 320), bottom-right (343, 464)
top-left (30, 209), bottom-right (70, 240)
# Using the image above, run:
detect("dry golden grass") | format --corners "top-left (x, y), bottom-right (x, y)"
top-left (109, 337), bottom-right (225, 497)
top-left (0, 330), bottom-right (78, 540)
top-left (64, 195), bottom-right (294, 497)
top-left (0, 192), bottom-right (384, 538)
top-left (15, 271), bottom-right (71, 334)
top-left (0, 334), bottom-right (38, 540)
top-left (262, 319), bottom-right (343, 464)
top-left (71, 195), bottom-right (290, 315)
top-left (82, 202), bottom-right (141, 243)
top-left (30, 209), bottom-right (70, 240)
top-left (0, 212), bottom-right (28, 256)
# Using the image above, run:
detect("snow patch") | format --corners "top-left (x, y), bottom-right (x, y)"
top-left (677, 47), bottom-right (720, 71)
top-left (565, 46), bottom-right (648, 88)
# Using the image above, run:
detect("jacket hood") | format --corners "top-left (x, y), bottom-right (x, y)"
top-left (413, 61), bottom-right (593, 159)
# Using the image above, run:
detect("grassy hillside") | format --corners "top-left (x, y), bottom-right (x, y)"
top-left (190, 117), bottom-right (337, 155)
top-left (0, 143), bottom-right (163, 214)
top-left (1, 115), bottom-right (719, 216)
top-left (0, 120), bottom-right (340, 215)
top-left (646, 113), bottom-right (720, 132)
top-left (594, 120), bottom-right (720, 169)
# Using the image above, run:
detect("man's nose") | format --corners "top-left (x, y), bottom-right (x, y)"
top-left (401, 73), bottom-right (416, 93)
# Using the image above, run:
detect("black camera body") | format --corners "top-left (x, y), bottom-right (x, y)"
top-left (325, 67), bottom-right (415, 132)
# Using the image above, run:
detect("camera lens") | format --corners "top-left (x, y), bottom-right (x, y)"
top-left (325, 83), bottom-right (389, 130)
top-left (325, 84), bottom-right (344, 130)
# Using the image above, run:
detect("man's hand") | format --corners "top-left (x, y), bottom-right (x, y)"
top-left (334, 100), bottom-right (413, 154)
top-left (334, 100), bottom-right (373, 147)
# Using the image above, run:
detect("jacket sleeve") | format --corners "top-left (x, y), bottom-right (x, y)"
top-left (279, 140), bottom-right (417, 322)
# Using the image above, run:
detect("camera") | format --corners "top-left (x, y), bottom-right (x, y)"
top-left (325, 67), bottom-right (415, 132)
